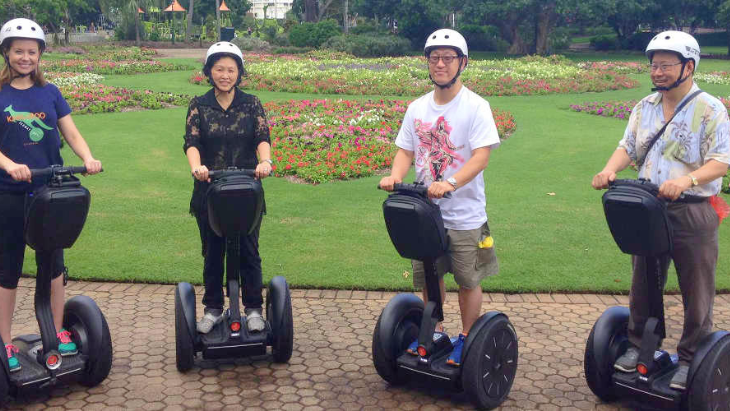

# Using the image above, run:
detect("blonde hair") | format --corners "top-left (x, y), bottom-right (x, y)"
top-left (0, 39), bottom-right (47, 90)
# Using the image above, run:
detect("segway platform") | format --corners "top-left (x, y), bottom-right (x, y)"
top-left (199, 312), bottom-right (271, 360)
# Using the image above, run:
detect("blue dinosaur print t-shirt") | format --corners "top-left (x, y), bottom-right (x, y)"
top-left (0, 83), bottom-right (71, 192)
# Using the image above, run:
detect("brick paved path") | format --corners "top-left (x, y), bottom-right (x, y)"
top-left (5, 278), bottom-right (730, 410)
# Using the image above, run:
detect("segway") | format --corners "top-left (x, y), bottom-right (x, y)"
top-left (372, 183), bottom-right (518, 409)
top-left (175, 168), bottom-right (293, 372)
top-left (0, 165), bottom-right (112, 407)
top-left (584, 179), bottom-right (730, 410)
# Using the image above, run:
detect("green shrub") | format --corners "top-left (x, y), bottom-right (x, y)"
top-left (289, 19), bottom-right (341, 48)
top-left (723, 171), bottom-right (730, 194)
top-left (322, 34), bottom-right (411, 57)
top-left (272, 32), bottom-right (290, 46)
top-left (114, 18), bottom-right (146, 41)
top-left (272, 46), bottom-right (313, 54)
top-left (590, 34), bottom-right (619, 51)
top-left (231, 36), bottom-right (272, 52)
top-left (459, 24), bottom-right (507, 52)
top-left (550, 27), bottom-right (572, 52)
top-left (350, 21), bottom-right (383, 35)
top-left (621, 31), bottom-right (655, 51)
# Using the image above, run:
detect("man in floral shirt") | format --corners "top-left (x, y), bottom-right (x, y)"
top-left (592, 31), bottom-right (730, 390)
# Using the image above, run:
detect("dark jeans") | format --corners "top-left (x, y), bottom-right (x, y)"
top-left (0, 192), bottom-right (64, 289)
top-left (628, 201), bottom-right (719, 365)
top-left (195, 210), bottom-right (263, 311)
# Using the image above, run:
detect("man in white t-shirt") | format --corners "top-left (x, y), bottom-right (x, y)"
top-left (379, 28), bottom-right (501, 367)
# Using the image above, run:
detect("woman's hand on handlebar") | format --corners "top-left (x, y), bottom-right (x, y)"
top-left (5, 162), bottom-right (31, 182)
top-left (192, 165), bottom-right (209, 182)
top-left (378, 176), bottom-right (401, 191)
top-left (592, 170), bottom-right (616, 190)
top-left (658, 177), bottom-right (692, 201)
top-left (255, 161), bottom-right (272, 180)
top-left (83, 158), bottom-right (103, 175)
top-left (428, 180), bottom-right (454, 199)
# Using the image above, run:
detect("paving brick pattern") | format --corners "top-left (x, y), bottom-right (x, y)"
top-left (5, 278), bottom-right (729, 410)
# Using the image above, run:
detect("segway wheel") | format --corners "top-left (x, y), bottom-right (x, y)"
top-left (175, 286), bottom-right (195, 372)
top-left (462, 315), bottom-right (518, 409)
top-left (63, 296), bottom-right (113, 387)
top-left (0, 336), bottom-right (8, 408)
top-left (267, 276), bottom-right (293, 363)
top-left (584, 307), bottom-right (629, 403)
top-left (688, 334), bottom-right (730, 411)
top-left (372, 294), bottom-right (423, 385)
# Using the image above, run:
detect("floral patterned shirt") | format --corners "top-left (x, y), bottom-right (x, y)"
top-left (183, 88), bottom-right (270, 214)
top-left (618, 83), bottom-right (730, 197)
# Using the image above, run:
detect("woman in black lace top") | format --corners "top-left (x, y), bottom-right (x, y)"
top-left (183, 42), bottom-right (273, 334)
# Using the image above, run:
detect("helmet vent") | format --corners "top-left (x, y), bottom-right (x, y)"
top-left (445, 35), bottom-right (449, 39)
top-left (665, 35), bottom-right (670, 40)
top-left (31, 27), bottom-right (36, 31)
top-left (16, 26), bottom-right (22, 30)
top-left (432, 35), bottom-right (436, 39)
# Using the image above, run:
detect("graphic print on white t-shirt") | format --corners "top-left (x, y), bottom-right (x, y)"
top-left (414, 116), bottom-right (464, 185)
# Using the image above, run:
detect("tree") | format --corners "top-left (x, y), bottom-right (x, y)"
top-left (185, 0), bottom-right (194, 42)
top-left (27, 0), bottom-right (95, 45)
top-left (719, 0), bottom-right (730, 55)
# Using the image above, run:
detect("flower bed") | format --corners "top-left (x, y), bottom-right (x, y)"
top-left (61, 84), bottom-right (190, 114)
top-left (46, 72), bottom-right (105, 87)
top-left (696, 71), bottom-right (730, 86)
top-left (190, 53), bottom-right (639, 97)
top-left (46, 59), bottom-right (190, 75)
top-left (576, 61), bottom-right (649, 74)
top-left (266, 99), bottom-right (516, 183)
top-left (570, 97), bottom-right (730, 120)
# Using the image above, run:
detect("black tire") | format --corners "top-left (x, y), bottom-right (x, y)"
top-left (175, 286), bottom-right (195, 372)
top-left (63, 296), bottom-right (113, 387)
top-left (462, 315), bottom-right (518, 409)
top-left (583, 309), bottom-right (629, 403)
top-left (371, 294), bottom-right (423, 385)
top-left (688, 334), bottom-right (730, 411)
top-left (267, 277), bottom-right (293, 363)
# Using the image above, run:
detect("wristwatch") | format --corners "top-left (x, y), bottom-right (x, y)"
top-left (688, 173), bottom-right (698, 187)
top-left (260, 159), bottom-right (273, 165)
top-left (446, 177), bottom-right (457, 190)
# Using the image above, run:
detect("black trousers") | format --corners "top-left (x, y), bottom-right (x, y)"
top-left (195, 209), bottom-right (264, 311)
top-left (0, 191), bottom-right (64, 289)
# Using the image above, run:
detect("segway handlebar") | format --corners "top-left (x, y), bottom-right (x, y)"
top-left (30, 165), bottom-right (101, 178)
top-left (207, 168), bottom-right (256, 179)
top-left (377, 182), bottom-right (452, 198)
top-left (609, 178), bottom-right (707, 203)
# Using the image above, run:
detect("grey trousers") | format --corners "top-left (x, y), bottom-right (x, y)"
top-left (627, 200), bottom-right (719, 365)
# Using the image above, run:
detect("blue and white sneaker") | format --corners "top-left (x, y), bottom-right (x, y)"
top-left (446, 333), bottom-right (466, 366)
top-left (406, 331), bottom-right (449, 356)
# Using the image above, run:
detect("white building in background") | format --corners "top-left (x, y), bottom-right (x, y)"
top-left (250, 0), bottom-right (293, 19)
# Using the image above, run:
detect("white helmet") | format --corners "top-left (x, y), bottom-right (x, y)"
top-left (424, 29), bottom-right (468, 57)
top-left (646, 30), bottom-right (700, 70)
top-left (205, 41), bottom-right (244, 67)
top-left (0, 18), bottom-right (46, 50)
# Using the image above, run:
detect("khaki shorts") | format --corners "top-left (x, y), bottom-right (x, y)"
top-left (412, 221), bottom-right (499, 289)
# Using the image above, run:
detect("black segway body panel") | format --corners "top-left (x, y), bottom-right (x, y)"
top-left (24, 175), bottom-right (90, 251)
top-left (206, 174), bottom-right (263, 237)
top-left (382, 192), bottom-right (447, 261)
top-left (602, 179), bottom-right (672, 257)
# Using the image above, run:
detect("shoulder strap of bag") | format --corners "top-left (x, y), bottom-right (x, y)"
top-left (637, 89), bottom-right (704, 166)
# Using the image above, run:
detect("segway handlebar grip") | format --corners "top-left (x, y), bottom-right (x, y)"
top-left (208, 168), bottom-right (256, 179)
top-left (379, 183), bottom-right (452, 198)
top-left (30, 165), bottom-right (96, 178)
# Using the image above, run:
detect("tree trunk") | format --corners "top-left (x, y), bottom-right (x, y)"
top-left (317, 0), bottom-right (335, 22)
top-left (215, 0), bottom-right (221, 40)
top-left (134, 6), bottom-right (141, 46)
top-left (498, 19), bottom-right (528, 55)
top-left (186, 0), bottom-right (194, 43)
top-left (534, 2), bottom-right (556, 55)
top-left (343, 0), bottom-right (348, 34)
top-left (305, 0), bottom-right (317, 22)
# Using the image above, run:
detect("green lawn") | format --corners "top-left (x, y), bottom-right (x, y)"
top-left (21, 54), bottom-right (730, 294)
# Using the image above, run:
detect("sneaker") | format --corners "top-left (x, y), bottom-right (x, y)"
top-left (446, 333), bottom-right (466, 367)
top-left (197, 310), bottom-right (223, 334)
top-left (57, 328), bottom-right (78, 356)
top-left (670, 365), bottom-right (689, 391)
top-left (5, 344), bottom-right (21, 372)
top-left (406, 331), bottom-right (448, 356)
top-left (245, 308), bottom-right (265, 333)
top-left (614, 346), bottom-right (640, 372)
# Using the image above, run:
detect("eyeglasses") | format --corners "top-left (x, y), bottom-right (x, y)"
top-left (649, 62), bottom-right (682, 72)
top-left (427, 55), bottom-right (459, 65)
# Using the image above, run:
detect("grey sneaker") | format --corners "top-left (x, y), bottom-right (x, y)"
top-left (614, 346), bottom-right (640, 372)
top-left (670, 365), bottom-right (689, 391)
top-left (245, 308), bottom-right (265, 333)
top-left (196, 310), bottom-right (223, 334)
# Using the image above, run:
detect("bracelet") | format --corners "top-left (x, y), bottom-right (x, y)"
top-left (260, 159), bottom-right (273, 165)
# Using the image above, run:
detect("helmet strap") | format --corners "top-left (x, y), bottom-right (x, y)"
top-left (651, 60), bottom-right (690, 92)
